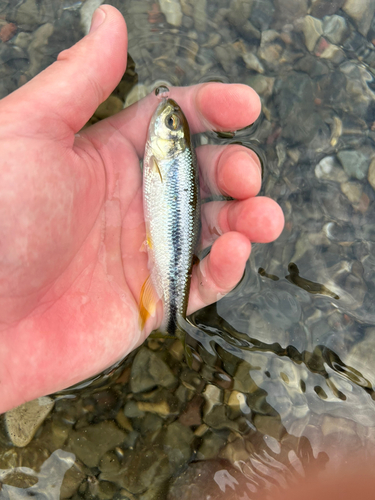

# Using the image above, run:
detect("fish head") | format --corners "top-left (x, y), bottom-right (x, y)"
top-left (149, 98), bottom-right (191, 160)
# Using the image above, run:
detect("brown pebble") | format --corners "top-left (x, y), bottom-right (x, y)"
top-left (0, 23), bottom-right (16, 42)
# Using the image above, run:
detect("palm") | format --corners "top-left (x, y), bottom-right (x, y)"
top-left (0, 5), bottom-right (284, 413)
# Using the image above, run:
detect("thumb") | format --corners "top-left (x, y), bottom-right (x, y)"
top-left (0, 5), bottom-right (127, 136)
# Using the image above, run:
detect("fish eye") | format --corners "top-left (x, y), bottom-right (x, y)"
top-left (166, 113), bottom-right (180, 131)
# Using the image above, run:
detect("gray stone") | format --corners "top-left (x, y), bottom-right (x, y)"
top-left (197, 432), bottom-right (228, 460)
top-left (233, 362), bottom-right (258, 393)
top-left (159, 0), bottom-right (183, 27)
top-left (5, 397), bottom-right (54, 447)
top-left (124, 84), bottom-right (148, 108)
top-left (311, 0), bottom-right (345, 18)
top-left (203, 384), bottom-right (223, 415)
top-left (130, 347), bottom-right (177, 393)
top-left (67, 421), bottom-right (126, 467)
top-left (368, 158), bottom-right (375, 191)
top-left (343, 0), bottom-right (375, 36)
top-left (124, 400), bottom-right (145, 418)
top-left (118, 447), bottom-right (170, 494)
top-left (60, 463), bottom-right (86, 499)
top-left (242, 52), bottom-right (264, 73)
top-left (274, 0), bottom-right (308, 24)
top-left (315, 156), bottom-right (349, 183)
top-left (163, 422), bottom-right (194, 469)
top-left (250, 0), bottom-right (274, 30)
top-left (337, 150), bottom-right (369, 180)
top-left (302, 16), bottom-right (323, 52)
top-left (340, 181), bottom-right (363, 206)
top-left (27, 23), bottom-right (54, 77)
top-left (323, 15), bottom-right (348, 45)
top-left (227, 0), bottom-right (253, 29)
top-left (191, 0), bottom-right (207, 32)
top-left (0, 450), bottom-right (75, 499)
top-left (168, 459), bottom-right (248, 500)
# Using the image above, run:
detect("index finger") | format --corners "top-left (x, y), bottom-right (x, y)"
top-left (106, 82), bottom-right (261, 157)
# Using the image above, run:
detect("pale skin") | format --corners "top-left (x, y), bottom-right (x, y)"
top-left (0, 5), bottom-right (284, 414)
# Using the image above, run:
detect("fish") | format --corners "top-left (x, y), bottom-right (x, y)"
top-left (140, 96), bottom-right (200, 335)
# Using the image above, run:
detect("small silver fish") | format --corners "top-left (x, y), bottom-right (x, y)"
top-left (141, 97), bottom-right (200, 334)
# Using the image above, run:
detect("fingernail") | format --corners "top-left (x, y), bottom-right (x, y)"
top-left (89, 7), bottom-right (106, 33)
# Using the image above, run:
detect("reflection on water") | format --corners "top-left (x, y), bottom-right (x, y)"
top-left (1, 0), bottom-right (375, 498)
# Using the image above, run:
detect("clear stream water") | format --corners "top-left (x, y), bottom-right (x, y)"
top-left (1, 0), bottom-right (375, 499)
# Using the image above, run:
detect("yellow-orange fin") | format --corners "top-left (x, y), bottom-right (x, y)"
top-left (139, 275), bottom-right (158, 330)
top-left (151, 156), bottom-right (163, 182)
top-left (139, 232), bottom-right (153, 253)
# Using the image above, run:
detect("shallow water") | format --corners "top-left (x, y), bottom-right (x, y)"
top-left (1, 0), bottom-right (375, 498)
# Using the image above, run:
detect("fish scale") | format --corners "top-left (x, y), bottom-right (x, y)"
top-left (142, 97), bottom-right (200, 334)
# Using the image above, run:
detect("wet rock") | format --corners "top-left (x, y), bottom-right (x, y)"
top-left (124, 400), bottom-right (145, 418)
top-left (227, 0), bottom-right (253, 29)
top-left (191, 0), bottom-right (206, 32)
top-left (215, 44), bottom-right (238, 73)
top-left (302, 16), bottom-right (323, 52)
top-left (343, 0), bottom-right (375, 37)
top-left (168, 459), bottom-right (249, 500)
top-left (233, 362), bottom-right (258, 393)
top-left (118, 447), bottom-right (170, 494)
top-left (345, 333), bottom-right (375, 388)
top-left (337, 150), bottom-right (369, 180)
top-left (227, 1), bottom-right (260, 41)
top-left (27, 23), bottom-right (54, 77)
top-left (13, 31), bottom-right (33, 49)
top-left (311, 0), bottom-right (345, 18)
top-left (242, 52), bottom-right (264, 72)
top-left (323, 15), bottom-right (348, 45)
top-left (178, 395), bottom-right (204, 426)
top-left (5, 397), bottom-right (54, 447)
top-left (124, 84), bottom-right (148, 108)
top-left (204, 405), bottom-right (239, 432)
top-left (159, 0), bottom-right (183, 27)
top-left (294, 54), bottom-right (329, 77)
top-left (197, 432), bottom-right (228, 460)
top-left (137, 400), bottom-right (174, 417)
top-left (67, 421), bottom-right (126, 467)
top-left (0, 22), bottom-right (16, 42)
top-left (340, 181), bottom-right (363, 206)
top-left (95, 95), bottom-right (123, 119)
top-left (219, 437), bottom-right (249, 464)
top-left (315, 156), bottom-right (349, 183)
top-left (203, 384), bottom-right (223, 415)
top-left (60, 463), bottom-right (86, 499)
top-left (368, 157), bottom-right (375, 191)
top-left (315, 39), bottom-right (345, 64)
top-left (227, 391), bottom-right (251, 419)
top-left (274, 0), bottom-right (308, 24)
top-left (250, 0), bottom-right (274, 30)
top-left (253, 414), bottom-right (284, 440)
top-left (258, 39), bottom-right (283, 69)
top-left (16, 0), bottom-right (45, 29)
top-left (246, 74), bottom-right (274, 97)
top-left (1, 450), bottom-right (76, 499)
top-left (163, 421), bottom-right (194, 469)
top-left (130, 347), bottom-right (177, 393)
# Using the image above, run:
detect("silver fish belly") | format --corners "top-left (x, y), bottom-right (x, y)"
top-left (141, 98), bottom-right (200, 334)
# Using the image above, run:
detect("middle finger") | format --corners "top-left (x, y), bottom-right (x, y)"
top-left (197, 144), bottom-right (262, 200)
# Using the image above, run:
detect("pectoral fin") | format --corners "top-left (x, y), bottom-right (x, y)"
top-left (151, 156), bottom-right (163, 182)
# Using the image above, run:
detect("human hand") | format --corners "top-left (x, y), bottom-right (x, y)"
top-left (0, 5), bottom-right (284, 413)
